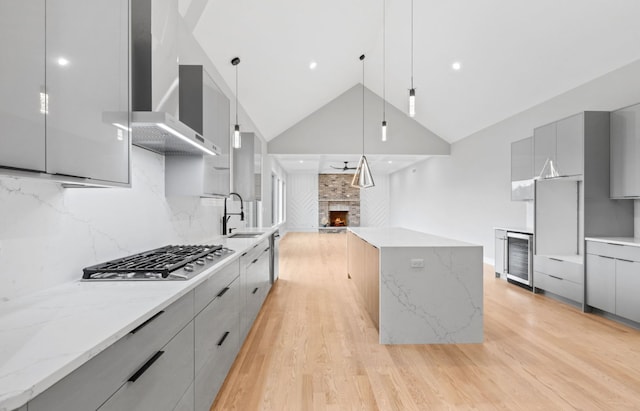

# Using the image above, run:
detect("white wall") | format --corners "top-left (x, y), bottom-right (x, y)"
top-left (285, 173), bottom-right (390, 231)
top-left (390, 59), bottom-right (640, 263)
top-left (0, 147), bottom-right (224, 301)
top-left (286, 174), bottom-right (318, 232)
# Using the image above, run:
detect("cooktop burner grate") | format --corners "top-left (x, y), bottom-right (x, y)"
top-left (82, 245), bottom-right (222, 279)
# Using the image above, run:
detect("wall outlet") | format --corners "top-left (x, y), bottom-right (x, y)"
top-left (410, 258), bottom-right (424, 268)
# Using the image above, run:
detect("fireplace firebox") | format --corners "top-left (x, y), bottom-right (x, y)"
top-left (329, 211), bottom-right (348, 227)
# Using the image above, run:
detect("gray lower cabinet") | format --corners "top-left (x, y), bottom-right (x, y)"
top-left (194, 275), bottom-right (240, 411)
top-left (533, 255), bottom-right (583, 304)
top-left (98, 322), bottom-right (194, 411)
top-left (240, 239), bottom-right (271, 340)
top-left (586, 240), bottom-right (640, 323)
top-left (615, 259), bottom-right (640, 323)
top-left (610, 103), bottom-right (640, 198)
top-left (174, 383), bottom-right (195, 411)
top-left (494, 229), bottom-right (506, 277)
top-left (586, 254), bottom-right (616, 313)
top-left (29, 292), bottom-right (194, 411)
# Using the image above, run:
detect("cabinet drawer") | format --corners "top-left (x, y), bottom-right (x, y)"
top-left (195, 259), bottom-right (240, 314)
top-left (535, 271), bottom-right (583, 303)
top-left (195, 277), bottom-right (240, 374)
top-left (534, 256), bottom-right (583, 284)
top-left (29, 292), bottom-right (194, 411)
top-left (586, 241), bottom-right (640, 262)
top-left (98, 321), bottom-right (195, 411)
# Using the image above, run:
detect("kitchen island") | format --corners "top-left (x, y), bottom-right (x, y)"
top-left (347, 227), bottom-right (483, 344)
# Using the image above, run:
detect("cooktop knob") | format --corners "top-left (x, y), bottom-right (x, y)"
top-left (205, 255), bottom-right (215, 260)
top-left (184, 264), bottom-right (194, 272)
top-left (196, 259), bottom-right (205, 265)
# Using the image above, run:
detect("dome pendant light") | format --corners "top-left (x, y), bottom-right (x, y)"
top-left (408, 0), bottom-right (416, 118)
top-left (381, 0), bottom-right (388, 142)
top-left (352, 54), bottom-right (375, 189)
top-left (231, 57), bottom-right (241, 149)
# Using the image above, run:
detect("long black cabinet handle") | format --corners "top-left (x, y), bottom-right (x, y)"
top-left (217, 331), bottom-right (230, 346)
top-left (252, 287), bottom-right (259, 294)
top-left (548, 275), bottom-right (563, 280)
top-left (606, 243), bottom-right (624, 246)
top-left (549, 258), bottom-right (564, 262)
top-left (130, 311), bottom-right (164, 334)
top-left (252, 259), bottom-right (259, 264)
top-left (217, 287), bottom-right (230, 297)
top-left (128, 351), bottom-right (164, 382)
top-left (264, 247), bottom-right (270, 252)
top-left (598, 255), bottom-right (615, 260)
top-left (618, 258), bottom-right (635, 263)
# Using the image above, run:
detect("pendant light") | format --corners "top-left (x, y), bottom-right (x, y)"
top-left (231, 57), bottom-right (241, 149)
top-left (408, 0), bottom-right (416, 118)
top-left (381, 0), bottom-right (388, 142)
top-left (352, 54), bottom-right (375, 189)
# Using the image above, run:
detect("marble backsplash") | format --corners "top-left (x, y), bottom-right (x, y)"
top-left (0, 146), bottom-right (228, 302)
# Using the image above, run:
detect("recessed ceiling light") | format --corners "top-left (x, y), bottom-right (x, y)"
top-left (309, 61), bottom-right (317, 70)
top-left (388, 160), bottom-right (393, 164)
top-left (57, 57), bottom-right (69, 66)
top-left (452, 61), bottom-right (462, 71)
top-left (299, 160), bottom-right (304, 164)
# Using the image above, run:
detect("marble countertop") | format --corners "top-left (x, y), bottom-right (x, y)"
top-left (585, 237), bottom-right (640, 247)
top-left (0, 227), bottom-right (278, 411)
top-left (349, 227), bottom-right (480, 248)
top-left (493, 226), bottom-right (534, 234)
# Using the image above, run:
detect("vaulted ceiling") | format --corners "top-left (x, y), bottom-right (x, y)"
top-left (183, 0), bottom-right (640, 144)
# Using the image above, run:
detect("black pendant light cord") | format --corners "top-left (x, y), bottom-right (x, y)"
top-left (382, 0), bottom-right (386, 121)
top-left (360, 54), bottom-right (365, 155)
top-left (235, 64), bottom-right (239, 125)
top-left (410, 0), bottom-right (414, 90)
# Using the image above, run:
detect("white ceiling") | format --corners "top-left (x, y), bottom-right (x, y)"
top-left (273, 154), bottom-right (430, 175)
top-left (188, 0), bottom-right (640, 143)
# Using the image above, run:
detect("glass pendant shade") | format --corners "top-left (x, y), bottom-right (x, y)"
top-left (351, 155), bottom-right (375, 188)
top-left (232, 124), bottom-right (241, 149)
top-left (381, 120), bottom-right (387, 142)
top-left (409, 88), bottom-right (416, 118)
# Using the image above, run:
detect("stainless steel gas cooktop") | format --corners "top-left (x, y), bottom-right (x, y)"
top-left (82, 244), bottom-right (234, 281)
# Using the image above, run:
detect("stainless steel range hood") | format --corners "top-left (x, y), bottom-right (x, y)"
top-left (129, 0), bottom-right (218, 156)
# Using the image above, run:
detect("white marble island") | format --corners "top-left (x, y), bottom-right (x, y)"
top-left (347, 227), bottom-right (483, 344)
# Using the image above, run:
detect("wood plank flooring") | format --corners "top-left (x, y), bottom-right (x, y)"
top-left (213, 232), bottom-right (640, 410)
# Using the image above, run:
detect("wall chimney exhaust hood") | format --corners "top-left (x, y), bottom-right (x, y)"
top-left (129, 0), bottom-right (218, 156)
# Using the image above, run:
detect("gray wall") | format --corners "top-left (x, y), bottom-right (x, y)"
top-left (390, 58), bottom-right (640, 263)
top-left (268, 84), bottom-right (450, 156)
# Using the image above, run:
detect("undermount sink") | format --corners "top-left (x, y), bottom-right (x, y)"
top-left (227, 233), bottom-right (263, 239)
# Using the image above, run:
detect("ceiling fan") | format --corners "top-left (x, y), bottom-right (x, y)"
top-left (330, 161), bottom-right (357, 171)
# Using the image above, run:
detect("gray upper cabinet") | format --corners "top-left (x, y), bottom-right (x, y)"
top-left (555, 113), bottom-right (584, 177)
top-left (0, 0), bottom-right (130, 186)
top-left (165, 65), bottom-right (230, 198)
top-left (233, 132), bottom-right (257, 201)
top-left (610, 103), bottom-right (640, 198)
top-left (534, 113), bottom-right (585, 179)
top-left (0, 1), bottom-right (46, 172)
top-left (45, 0), bottom-right (130, 184)
top-left (511, 137), bottom-right (534, 201)
top-left (533, 122), bottom-right (556, 178)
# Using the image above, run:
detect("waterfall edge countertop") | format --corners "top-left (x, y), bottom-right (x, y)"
top-left (0, 227), bottom-right (278, 411)
top-left (347, 227), bottom-right (484, 345)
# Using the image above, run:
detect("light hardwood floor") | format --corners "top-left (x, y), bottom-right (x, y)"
top-left (213, 232), bottom-right (640, 410)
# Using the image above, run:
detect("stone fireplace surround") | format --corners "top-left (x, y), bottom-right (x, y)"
top-left (318, 174), bottom-right (360, 229)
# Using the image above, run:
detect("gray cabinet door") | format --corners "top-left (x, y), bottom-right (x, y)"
top-left (586, 254), bottom-right (616, 313)
top-left (533, 122), bottom-right (556, 177)
top-left (556, 113), bottom-right (584, 177)
top-left (615, 259), bottom-right (640, 323)
top-left (511, 137), bottom-right (533, 181)
top-left (98, 322), bottom-right (195, 411)
top-left (495, 230), bottom-right (506, 276)
top-left (45, 0), bottom-right (129, 183)
top-left (610, 104), bottom-right (640, 198)
top-left (0, 1), bottom-right (46, 172)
